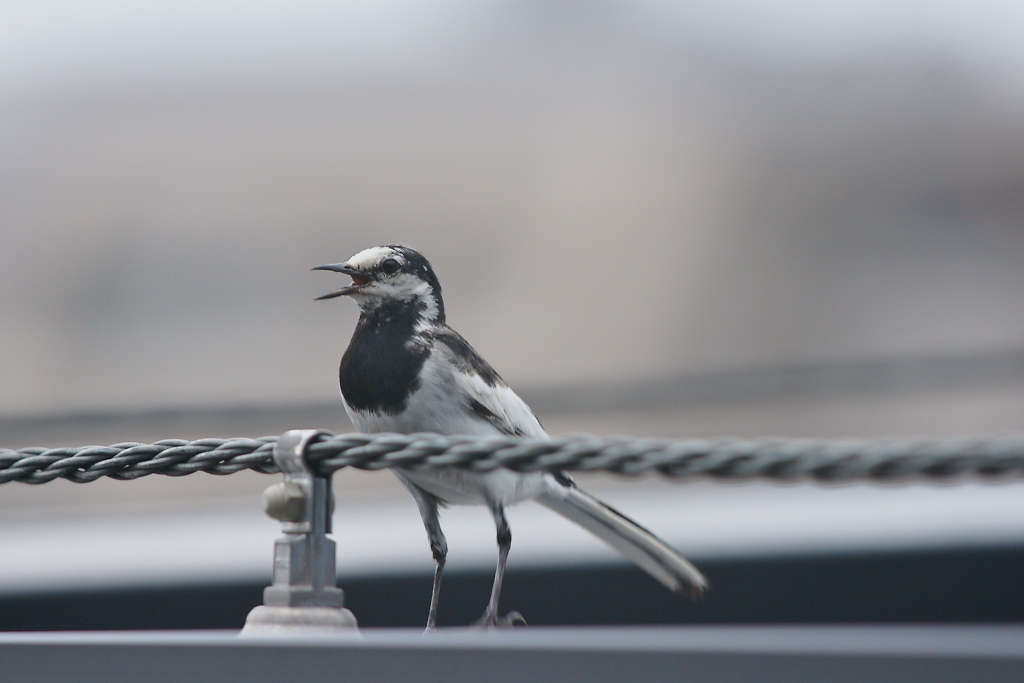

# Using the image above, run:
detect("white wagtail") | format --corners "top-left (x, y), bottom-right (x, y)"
top-left (314, 245), bottom-right (707, 629)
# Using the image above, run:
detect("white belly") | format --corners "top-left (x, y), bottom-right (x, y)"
top-left (393, 466), bottom-right (548, 506)
top-left (343, 354), bottom-right (549, 506)
top-left (346, 393), bottom-right (550, 506)
top-left (345, 370), bottom-right (491, 436)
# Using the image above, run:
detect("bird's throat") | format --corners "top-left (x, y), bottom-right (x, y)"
top-left (340, 300), bottom-right (431, 415)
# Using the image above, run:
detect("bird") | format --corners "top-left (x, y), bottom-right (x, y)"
top-left (314, 244), bottom-right (706, 629)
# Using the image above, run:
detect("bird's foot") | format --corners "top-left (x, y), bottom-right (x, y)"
top-left (474, 610), bottom-right (527, 629)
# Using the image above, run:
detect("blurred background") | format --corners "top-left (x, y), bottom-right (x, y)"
top-left (3, 0), bottom-right (1024, 629)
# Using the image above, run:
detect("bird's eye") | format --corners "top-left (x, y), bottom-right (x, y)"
top-left (380, 258), bottom-right (401, 276)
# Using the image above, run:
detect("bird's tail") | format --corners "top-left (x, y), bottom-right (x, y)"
top-left (535, 479), bottom-right (707, 598)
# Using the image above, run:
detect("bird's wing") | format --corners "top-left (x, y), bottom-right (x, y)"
top-left (459, 372), bottom-right (547, 438)
top-left (428, 328), bottom-right (548, 439)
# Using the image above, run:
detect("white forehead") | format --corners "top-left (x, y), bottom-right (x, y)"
top-left (346, 246), bottom-right (397, 271)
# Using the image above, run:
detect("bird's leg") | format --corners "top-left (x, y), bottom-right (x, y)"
top-left (404, 483), bottom-right (447, 632)
top-left (475, 504), bottom-right (526, 628)
top-left (427, 542), bottom-right (446, 631)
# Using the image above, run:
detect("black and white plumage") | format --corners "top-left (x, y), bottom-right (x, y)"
top-left (315, 244), bottom-right (706, 629)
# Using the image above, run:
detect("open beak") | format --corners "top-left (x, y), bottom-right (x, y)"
top-left (312, 263), bottom-right (372, 300)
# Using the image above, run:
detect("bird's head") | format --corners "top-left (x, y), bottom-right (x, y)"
top-left (313, 245), bottom-right (445, 323)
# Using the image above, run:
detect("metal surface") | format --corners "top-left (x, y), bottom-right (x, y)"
top-left (1, 625), bottom-right (1023, 683)
top-left (4, 432), bottom-right (1024, 484)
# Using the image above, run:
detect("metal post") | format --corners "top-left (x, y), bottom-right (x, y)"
top-left (240, 429), bottom-right (359, 636)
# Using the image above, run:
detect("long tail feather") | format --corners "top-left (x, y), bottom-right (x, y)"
top-left (536, 480), bottom-right (707, 598)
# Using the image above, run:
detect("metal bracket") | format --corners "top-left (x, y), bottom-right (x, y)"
top-left (240, 429), bottom-right (358, 636)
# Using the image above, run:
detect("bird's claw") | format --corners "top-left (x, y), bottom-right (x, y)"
top-left (474, 610), bottom-right (527, 628)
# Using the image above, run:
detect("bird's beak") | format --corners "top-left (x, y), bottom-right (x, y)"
top-left (312, 263), bottom-right (372, 300)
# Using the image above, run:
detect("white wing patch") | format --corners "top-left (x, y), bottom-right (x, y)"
top-left (452, 365), bottom-right (548, 440)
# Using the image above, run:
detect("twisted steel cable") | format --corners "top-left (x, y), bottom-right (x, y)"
top-left (3, 432), bottom-right (1024, 485)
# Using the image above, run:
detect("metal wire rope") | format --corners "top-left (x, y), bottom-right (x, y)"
top-left (4, 432), bottom-right (1024, 485)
